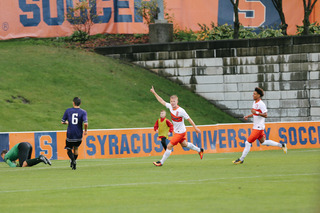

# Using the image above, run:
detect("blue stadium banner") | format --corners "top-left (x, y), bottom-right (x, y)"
top-left (0, 134), bottom-right (9, 162)
top-left (34, 132), bottom-right (58, 160)
top-left (218, 0), bottom-right (281, 28)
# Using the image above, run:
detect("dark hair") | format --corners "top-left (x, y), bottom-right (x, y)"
top-left (255, 87), bottom-right (264, 97)
top-left (1, 149), bottom-right (8, 156)
top-left (73, 97), bottom-right (81, 106)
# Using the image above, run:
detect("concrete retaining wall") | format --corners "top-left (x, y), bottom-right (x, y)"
top-left (95, 36), bottom-right (320, 122)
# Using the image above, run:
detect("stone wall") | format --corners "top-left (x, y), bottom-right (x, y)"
top-left (95, 36), bottom-right (320, 122)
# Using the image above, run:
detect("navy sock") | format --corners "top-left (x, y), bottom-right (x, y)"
top-left (26, 157), bottom-right (41, 166)
top-left (67, 149), bottom-right (75, 161)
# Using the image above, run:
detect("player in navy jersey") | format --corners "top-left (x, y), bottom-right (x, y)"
top-left (61, 97), bottom-right (88, 170)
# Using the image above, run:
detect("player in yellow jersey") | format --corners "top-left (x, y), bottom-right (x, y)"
top-left (154, 110), bottom-right (173, 150)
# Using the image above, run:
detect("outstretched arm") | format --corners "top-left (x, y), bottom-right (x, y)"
top-left (150, 86), bottom-right (166, 106)
top-left (244, 114), bottom-right (253, 120)
top-left (187, 118), bottom-right (201, 133)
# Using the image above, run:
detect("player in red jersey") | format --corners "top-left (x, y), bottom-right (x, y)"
top-left (150, 86), bottom-right (204, 166)
top-left (233, 87), bottom-right (287, 165)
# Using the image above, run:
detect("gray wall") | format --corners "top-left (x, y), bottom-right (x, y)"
top-left (95, 36), bottom-right (320, 122)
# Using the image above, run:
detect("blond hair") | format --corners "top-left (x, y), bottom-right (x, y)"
top-left (170, 95), bottom-right (178, 100)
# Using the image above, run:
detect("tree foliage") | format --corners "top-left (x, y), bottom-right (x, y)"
top-left (134, 0), bottom-right (173, 25)
top-left (66, 0), bottom-right (98, 43)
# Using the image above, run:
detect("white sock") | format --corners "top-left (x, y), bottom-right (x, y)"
top-left (160, 149), bottom-right (172, 164)
top-left (187, 142), bottom-right (201, 152)
top-left (262, 140), bottom-right (282, 147)
top-left (240, 141), bottom-right (251, 161)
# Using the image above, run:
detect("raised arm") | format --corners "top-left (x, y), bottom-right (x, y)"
top-left (150, 86), bottom-right (166, 106)
top-left (187, 118), bottom-right (201, 133)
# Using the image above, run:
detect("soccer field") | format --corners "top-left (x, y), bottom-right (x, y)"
top-left (1, 149), bottom-right (319, 213)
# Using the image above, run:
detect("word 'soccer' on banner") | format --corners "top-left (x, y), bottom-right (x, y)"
top-left (0, 121), bottom-right (319, 162)
top-left (0, 0), bottom-right (319, 39)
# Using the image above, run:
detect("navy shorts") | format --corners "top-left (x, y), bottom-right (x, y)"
top-left (65, 140), bottom-right (82, 150)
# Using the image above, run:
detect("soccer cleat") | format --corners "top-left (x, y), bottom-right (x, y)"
top-left (72, 160), bottom-right (77, 170)
top-left (232, 158), bottom-right (244, 165)
top-left (40, 155), bottom-right (52, 165)
top-left (282, 143), bottom-right (287, 154)
top-left (39, 155), bottom-right (49, 165)
top-left (153, 161), bottom-right (162, 167)
top-left (44, 156), bottom-right (52, 166)
top-left (199, 148), bottom-right (204, 159)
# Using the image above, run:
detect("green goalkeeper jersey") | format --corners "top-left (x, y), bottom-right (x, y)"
top-left (4, 143), bottom-right (20, 167)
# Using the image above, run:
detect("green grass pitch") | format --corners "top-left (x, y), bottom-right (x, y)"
top-left (1, 149), bottom-right (319, 213)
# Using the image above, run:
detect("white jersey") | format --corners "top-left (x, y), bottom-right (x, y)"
top-left (165, 103), bottom-right (190, 134)
top-left (252, 99), bottom-right (267, 130)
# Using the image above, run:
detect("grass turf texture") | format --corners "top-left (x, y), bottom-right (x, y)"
top-left (0, 149), bottom-right (319, 213)
top-left (0, 40), bottom-right (238, 132)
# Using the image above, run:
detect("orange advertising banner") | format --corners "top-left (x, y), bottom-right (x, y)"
top-left (3, 121), bottom-right (320, 161)
top-left (0, 0), bottom-right (319, 40)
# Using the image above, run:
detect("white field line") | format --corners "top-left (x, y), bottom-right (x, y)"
top-left (293, 149), bottom-right (320, 152)
top-left (1, 173), bottom-right (319, 194)
top-left (0, 157), bottom-right (232, 172)
top-left (1, 148), bottom-right (320, 172)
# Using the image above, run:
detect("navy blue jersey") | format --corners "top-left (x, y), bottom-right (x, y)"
top-left (62, 108), bottom-right (88, 142)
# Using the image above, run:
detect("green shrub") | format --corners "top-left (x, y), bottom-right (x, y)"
top-left (296, 22), bottom-right (320, 35)
top-left (238, 26), bottom-right (257, 39)
top-left (257, 26), bottom-right (284, 38)
top-left (196, 23), bottom-right (257, 41)
top-left (174, 28), bottom-right (198, 41)
top-left (174, 23), bottom-right (287, 42)
top-left (70, 30), bottom-right (89, 43)
top-left (197, 23), bottom-right (232, 40)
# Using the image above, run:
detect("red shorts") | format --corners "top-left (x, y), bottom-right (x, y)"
top-left (170, 132), bottom-right (186, 146)
top-left (247, 129), bottom-right (265, 143)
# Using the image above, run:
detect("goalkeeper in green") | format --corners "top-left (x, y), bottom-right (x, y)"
top-left (1, 142), bottom-right (51, 167)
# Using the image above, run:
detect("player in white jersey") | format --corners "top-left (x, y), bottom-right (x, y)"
top-left (150, 86), bottom-right (204, 166)
top-left (233, 87), bottom-right (287, 164)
